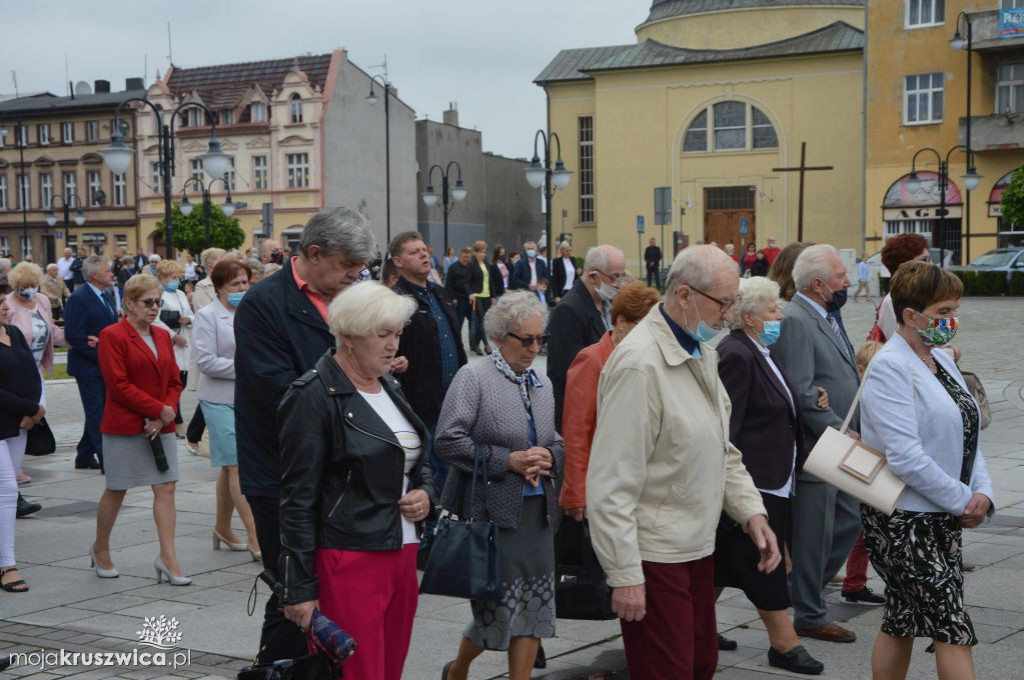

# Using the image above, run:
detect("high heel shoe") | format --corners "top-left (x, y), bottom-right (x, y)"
top-left (89, 546), bottom-right (119, 579)
top-left (249, 547), bottom-right (262, 563)
top-left (212, 530), bottom-right (248, 552)
top-left (154, 557), bottom-right (191, 586)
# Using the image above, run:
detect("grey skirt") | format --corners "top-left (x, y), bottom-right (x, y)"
top-left (102, 433), bottom-right (179, 491)
top-left (465, 495), bottom-right (556, 650)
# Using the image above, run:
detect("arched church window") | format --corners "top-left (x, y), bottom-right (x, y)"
top-left (683, 110), bottom-right (707, 152)
top-left (682, 102), bottom-right (778, 153)
top-left (713, 101), bottom-right (746, 150)
top-left (752, 107), bottom-right (778, 148)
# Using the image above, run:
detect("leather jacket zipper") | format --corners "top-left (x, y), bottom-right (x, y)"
top-left (328, 470), bottom-right (353, 519)
top-left (283, 554), bottom-right (290, 602)
top-left (346, 419), bottom-right (404, 451)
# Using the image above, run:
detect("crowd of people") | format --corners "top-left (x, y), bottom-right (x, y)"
top-left (0, 212), bottom-right (995, 680)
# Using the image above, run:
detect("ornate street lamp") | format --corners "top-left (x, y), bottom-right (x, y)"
top-left (907, 145), bottom-right (982, 268)
top-left (45, 193), bottom-right (86, 227)
top-left (180, 175), bottom-right (235, 249)
top-left (367, 65), bottom-right (392, 244)
top-left (951, 11), bottom-right (976, 263)
top-left (421, 161), bottom-right (467, 253)
top-left (524, 130), bottom-right (572, 257)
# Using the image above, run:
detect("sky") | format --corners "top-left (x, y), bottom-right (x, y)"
top-left (1, 0), bottom-right (651, 159)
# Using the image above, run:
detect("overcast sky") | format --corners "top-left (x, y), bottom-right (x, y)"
top-left (2, 0), bottom-right (650, 158)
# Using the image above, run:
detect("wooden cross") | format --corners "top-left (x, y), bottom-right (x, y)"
top-left (772, 142), bottom-right (834, 242)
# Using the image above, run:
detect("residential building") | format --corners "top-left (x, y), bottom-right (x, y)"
top-left (866, 0), bottom-right (1024, 263)
top-left (0, 80), bottom-right (144, 261)
top-left (535, 0), bottom-right (866, 270)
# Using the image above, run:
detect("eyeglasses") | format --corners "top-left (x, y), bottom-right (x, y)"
top-left (690, 286), bottom-right (736, 312)
top-left (594, 269), bottom-right (627, 283)
top-left (137, 298), bottom-right (164, 309)
top-left (507, 332), bottom-right (551, 348)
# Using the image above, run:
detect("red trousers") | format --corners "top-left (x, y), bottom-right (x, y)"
top-left (843, 532), bottom-right (869, 592)
top-left (315, 545), bottom-right (419, 680)
top-left (619, 556), bottom-right (717, 680)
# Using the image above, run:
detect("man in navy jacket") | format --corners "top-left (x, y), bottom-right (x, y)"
top-left (509, 240), bottom-right (549, 291)
top-left (63, 255), bottom-right (119, 469)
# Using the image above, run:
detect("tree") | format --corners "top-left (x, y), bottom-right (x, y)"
top-left (1001, 167), bottom-right (1024, 228)
top-left (156, 202), bottom-right (245, 255)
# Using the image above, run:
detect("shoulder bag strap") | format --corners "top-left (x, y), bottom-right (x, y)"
top-left (839, 359), bottom-right (872, 434)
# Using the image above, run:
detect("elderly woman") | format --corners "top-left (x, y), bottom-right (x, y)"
top-left (714, 276), bottom-right (825, 675)
top-left (152, 260), bottom-right (193, 433)
top-left (767, 241), bottom-right (812, 302)
top-left (192, 259), bottom-right (260, 561)
top-left (0, 296), bottom-right (46, 592)
top-left (559, 281), bottom-right (660, 519)
top-left (436, 290), bottom-right (565, 680)
top-left (92, 274), bottom-right (188, 585)
top-left (861, 261), bottom-right (994, 680)
top-left (278, 281), bottom-right (435, 680)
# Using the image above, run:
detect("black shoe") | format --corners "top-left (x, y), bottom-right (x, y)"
top-left (718, 633), bottom-right (738, 651)
top-left (533, 643), bottom-right (546, 669)
top-left (842, 586), bottom-right (885, 605)
top-left (441, 660), bottom-right (453, 680)
top-left (16, 494), bottom-right (41, 518)
top-left (768, 646), bottom-right (824, 675)
top-left (75, 457), bottom-right (101, 470)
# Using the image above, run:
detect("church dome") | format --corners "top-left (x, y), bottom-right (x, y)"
top-left (645, 0), bottom-right (863, 23)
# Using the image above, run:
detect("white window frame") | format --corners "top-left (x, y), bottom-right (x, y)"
top-left (112, 172), bottom-right (126, 207)
top-left (223, 157), bottom-right (236, 191)
top-left (20, 235), bottom-right (32, 256)
top-left (0, 127), bottom-right (5, 148)
top-left (152, 161), bottom-right (162, 194)
top-left (191, 159), bottom-right (204, 184)
top-left (906, 0), bottom-right (945, 28)
top-left (86, 120), bottom-right (99, 142)
top-left (578, 116), bottom-right (594, 223)
top-left (0, 236), bottom-right (9, 257)
top-left (250, 101), bottom-right (267, 123)
top-left (17, 173), bottom-right (30, 209)
top-left (286, 153), bottom-right (309, 188)
top-left (885, 219), bottom-right (933, 240)
top-left (63, 172), bottom-right (76, 203)
top-left (188, 108), bottom-right (205, 127)
top-left (16, 125), bottom-right (28, 147)
top-left (220, 109), bottom-right (235, 124)
top-left (0, 176), bottom-right (7, 210)
top-left (253, 155), bottom-right (268, 189)
top-left (38, 123), bottom-right (50, 146)
top-left (115, 233), bottom-right (129, 249)
top-left (87, 171), bottom-right (102, 207)
top-left (997, 63), bottom-right (1024, 115)
top-left (904, 73), bottom-right (944, 125)
top-left (290, 95), bottom-right (303, 124)
top-left (62, 121), bottom-right (74, 144)
top-left (40, 172), bottom-right (53, 209)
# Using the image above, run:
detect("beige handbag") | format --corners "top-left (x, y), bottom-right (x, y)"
top-left (802, 369), bottom-right (906, 515)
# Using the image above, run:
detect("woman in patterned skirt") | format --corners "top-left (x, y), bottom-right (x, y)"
top-left (436, 291), bottom-right (564, 680)
top-left (860, 260), bottom-right (995, 680)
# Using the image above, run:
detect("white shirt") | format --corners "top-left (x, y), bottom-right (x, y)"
top-left (358, 388), bottom-right (423, 544)
top-left (751, 335), bottom-right (798, 498)
top-left (561, 257), bottom-right (575, 291)
top-left (57, 256), bottom-right (74, 280)
top-left (153, 288), bottom-right (193, 370)
top-left (529, 258), bottom-right (538, 288)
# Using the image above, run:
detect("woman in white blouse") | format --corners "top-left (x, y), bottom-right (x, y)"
top-left (152, 260), bottom-right (193, 435)
top-left (192, 259), bottom-right (260, 560)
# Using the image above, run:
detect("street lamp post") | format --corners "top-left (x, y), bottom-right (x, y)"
top-left (367, 73), bottom-right (392, 245)
top-left (99, 99), bottom-right (231, 259)
top-left (524, 130), bottom-right (572, 260)
top-left (906, 145), bottom-right (982, 268)
top-left (0, 115), bottom-right (29, 257)
top-left (180, 175), bottom-right (236, 249)
top-left (421, 161), bottom-right (467, 254)
top-left (952, 11), bottom-right (975, 264)
top-left (45, 193), bottom-right (87, 228)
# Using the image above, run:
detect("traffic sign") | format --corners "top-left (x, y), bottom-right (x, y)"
top-left (636, 215), bottom-right (645, 234)
top-left (739, 217), bottom-right (749, 237)
top-left (56, 231), bottom-right (64, 239)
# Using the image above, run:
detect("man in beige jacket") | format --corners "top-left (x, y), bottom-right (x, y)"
top-left (587, 245), bottom-right (780, 680)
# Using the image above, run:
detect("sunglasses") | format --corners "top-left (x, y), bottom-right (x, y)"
top-left (136, 298), bottom-right (164, 309)
top-left (507, 332), bottom-right (551, 348)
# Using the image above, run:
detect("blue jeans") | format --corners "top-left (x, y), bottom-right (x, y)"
top-left (75, 374), bottom-right (106, 464)
top-left (419, 425), bottom-right (449, 553)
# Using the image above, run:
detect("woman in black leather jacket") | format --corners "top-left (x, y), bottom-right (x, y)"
top-left (277, 281), bottom-right (436, 680)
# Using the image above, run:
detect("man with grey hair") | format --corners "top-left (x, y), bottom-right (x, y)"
top-left (510, 240), bottom-right (549, 291)
top-left (588, 245), bottom-right (778, 678)
top-left (259, 238), bottom-right (284, 265)
top-left (234, 205), bottom-right (375, 664)
top-left (64, 254), bottom-right (119, 470)
top-left (41, 262), bottom-right (70, 321)
top-left (546, 244), bottom-right (626, 429)
top-left (773, 243), bottom-right (862, 644)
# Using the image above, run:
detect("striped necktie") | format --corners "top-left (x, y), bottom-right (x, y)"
top-left (826, 314), bottom-right (852, 362)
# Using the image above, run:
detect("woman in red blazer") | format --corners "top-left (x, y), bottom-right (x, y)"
top-left (91, 274), bottom-right (190, 585)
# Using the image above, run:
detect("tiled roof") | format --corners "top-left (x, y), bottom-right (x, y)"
top-left (166, 54), bottom-right (333, 110)
top-left (644, 0), bottom-right (863, 23)
top-left (0, 89), bottom-right (145, 115)
top-left (534, 44), bottom-right (636, 84)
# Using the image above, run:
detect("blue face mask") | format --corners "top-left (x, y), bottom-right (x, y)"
top-left (758, 319), bottom-right (782, 346)
top-left (226, 291), bottom-right (245, 308)
top-left (18, 287), bottom-right (38, 300)
top-left (164, 280), bottom-right (179, 293)
top-left (684, 302), bottom-right (721, 343)
top-left (526, 249), bottom-right (537, 258)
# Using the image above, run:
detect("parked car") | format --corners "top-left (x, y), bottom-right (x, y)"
top-left (950, 247), bottom-right (1024, 283)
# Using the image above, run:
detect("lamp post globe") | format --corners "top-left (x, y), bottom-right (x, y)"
top-left (199, 139), bottom-right (231, 180)
top-left (180, 196), bottom-right (194, 217)
top-left (222, 198), bottom-right (236, 217)
top-left (99, 135), bottom-right (134, 175)
top-left (524, 157), bottom-right (546, 189)
top-left (451, 179), bottom-right (467, 203)
top-left (962, 167), bottom-right (982, 192)
top-left (74, 210), bottom-right (86, 226)
top-left (421, 186), bottom-right (439, 207)
top-left (551, 160), bottom-right (572, 190)
top-left (45, 212), bottom-right (57, 227)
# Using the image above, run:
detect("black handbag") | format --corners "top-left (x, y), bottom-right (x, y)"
top-left (25, 418), bottom-right (56, 456)
top-left (236, 654), bottom-right (336, 680)
top-left (419, 445), bottom-right (502, 600)
top-left (159, 309), bottom-right (182, 330)
top-left (554, 518), bottom-right (616, 620)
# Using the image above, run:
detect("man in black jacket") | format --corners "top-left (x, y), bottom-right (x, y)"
top-left (234, 206), bottom-right (375, 663)
top-left (645, 237), bottom-right (663, 289)
top-left (546, 244), bottom-right (626, 429)
top-left (390, 232), bottom-right (467, 560)
top-left (444, 247), bottom-right (474, 337)
top-left (509, 240), bottom-right (549, 291)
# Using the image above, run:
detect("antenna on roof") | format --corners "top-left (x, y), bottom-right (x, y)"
top-left (144, 54), bottom-right (148, 88)
top-left (167, 22), bottom-right (173, 66)
top-left (10, 70), bottom-right (19, 98)
top-left (65, 53), bottom-right (71, 96)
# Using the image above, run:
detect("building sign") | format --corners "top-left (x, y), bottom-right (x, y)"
top-left (1000, 8), bottom-right (1024, 38)
top-left (988, 170), bottom-right (1016, 217)
top-left (82, 233), bottom-right (108, 243)
top-left (884, 206), bottom-right (963, 221)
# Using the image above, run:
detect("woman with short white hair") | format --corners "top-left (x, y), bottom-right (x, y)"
top-left (436, 290), bottom-right (565, 680)
top-left (714, 276), bottom-right (828, 674)
top-left (277, 281), bottom-right (437, 680)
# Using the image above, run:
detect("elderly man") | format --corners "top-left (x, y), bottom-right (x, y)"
top-left (509, 240), bottom-right (549, 291)
top-left (0, 258), bottom-right (11, 295)
top-left (772, 243), bottom-right (862, 644)
top-left (546, 245), bottom-right (625, 429)
top-left (58, 247), bottom-right (76, 291)
top-left (259, 238), bottom-right (284, 265)
top-left (234, 206), bottom-right (374, 664)
top-left (550, 241), bottom-right (576, 302)
top-left (64, 255), bottom-right (120, 470)
top-left (644, 237), bottom-right (663, 289)
top-left (41, 263), bottom-right (71, 321)
top-left (588, 245), bottom-right (779, 679)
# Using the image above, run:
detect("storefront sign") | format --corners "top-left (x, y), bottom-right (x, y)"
top-left (82, 233), bottom-right (108, 243)
top-left (990, 204), bottom-right (1003, 218)
top-left (1000, 8), bottom-right (1024, 38)
top-left (883, 206), bottom-right (963, 221)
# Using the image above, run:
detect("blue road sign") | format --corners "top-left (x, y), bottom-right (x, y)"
top-left (56, 231), bottom-right (64, 239)
top-left (739, 217), bottom-right (749, 237)
top-left (636, 215), bottom-right (645, 234)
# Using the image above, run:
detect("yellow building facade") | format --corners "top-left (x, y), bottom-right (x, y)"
top-left (536, 0), bottom-right (866, 269)
top-left (865, 0), bottom-right (1024, 264)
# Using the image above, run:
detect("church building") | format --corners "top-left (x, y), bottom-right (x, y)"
top-left (535, 0), bottom-right (866, 265)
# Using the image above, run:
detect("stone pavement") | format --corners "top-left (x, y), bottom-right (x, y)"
top-left (3, 298), bottom-right (1023, 679)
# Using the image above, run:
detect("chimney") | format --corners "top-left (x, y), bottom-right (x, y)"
top-left (125, 77), bottom-right (144, 91)
top-left (94, 79), bottom-right (111, 93)
top-left (443, 102), bottom-right (459, 128)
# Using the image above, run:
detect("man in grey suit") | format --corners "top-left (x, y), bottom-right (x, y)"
top-left (773, 244), bottom-right (861, 644)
